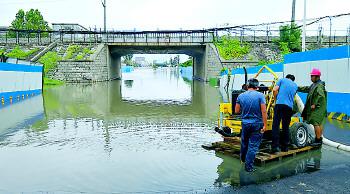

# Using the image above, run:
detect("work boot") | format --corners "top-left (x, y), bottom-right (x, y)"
top-left (245, 167), bottom-right (257, 173)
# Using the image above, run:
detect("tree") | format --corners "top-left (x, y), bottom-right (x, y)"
top-left (122, 54), bottom-right (134, 66)
top-left (279, 23), bottom-right (302, 52)
top-left (9, 9), bottom-right (50, 38)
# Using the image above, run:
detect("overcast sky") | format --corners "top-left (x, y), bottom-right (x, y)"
top-left (0, 0), bottom-right (349, 30)
top-left (1, 0), bottom-right (349, 62)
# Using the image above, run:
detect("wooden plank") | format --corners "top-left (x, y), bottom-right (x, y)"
top-left (223, 137), bottom-right (241, 143)
top-left (203, 138), bottom-right (320, 165)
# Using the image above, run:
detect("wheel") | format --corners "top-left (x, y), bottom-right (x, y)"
top-left (290, 122), bottom-right (309, 148)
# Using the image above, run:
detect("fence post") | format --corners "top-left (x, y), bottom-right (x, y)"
top-left (49, 32), bottom-right (52, 43)
top-left (202, 30), bottom-right (205, 43)
top-left (266, 26), bottom-right (269, 43)
top-left (317, 26), bottom-right (322, 48)
top-left (27, 31), bottom-right (30, 44)
top-left (16, 31), bottom-right (19, 44)
top-left (328, 16), bottom-right (332, 47)
top-left (253, 30), bottom-right (256, 43)
top-left (346, 27), bottom-right (350, 44)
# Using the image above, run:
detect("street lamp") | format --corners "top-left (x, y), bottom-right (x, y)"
top-left (291, 0), bottom-right (296, 22)
top-left (302, 0), bottom-right (306, 51)
top-left (102, 0), bottom-right (106, 32)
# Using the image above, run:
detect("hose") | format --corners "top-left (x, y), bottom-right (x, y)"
top-left (294, 94), bottom-right (350, 152)
top-left (322, 136), bottom-right (350, 152)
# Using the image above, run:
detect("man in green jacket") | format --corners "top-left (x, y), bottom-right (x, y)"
top-left (298, 68), bottom-right (327, 146)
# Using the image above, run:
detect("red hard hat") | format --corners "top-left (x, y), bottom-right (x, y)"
top-left (310, 68), bottom-right (321, 76)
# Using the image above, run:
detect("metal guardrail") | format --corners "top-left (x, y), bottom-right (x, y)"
top-left (0, 28), bottom-right (349, 46)
top-left (0, 29), bottom-right (215, 45)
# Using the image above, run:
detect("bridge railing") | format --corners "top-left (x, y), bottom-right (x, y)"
top-left (0, 29), bottom-right (215, 45)
top-left (0, 28), bottom-right (349, 47)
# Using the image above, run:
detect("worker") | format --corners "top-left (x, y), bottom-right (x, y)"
top-left (271, 74), bottom-right (298, 153)
top-left (298, 68), bottom-right (327, 146)
top-left (235, 78), bottom-right (268, 172)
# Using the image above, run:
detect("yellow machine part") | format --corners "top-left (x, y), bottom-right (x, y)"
top-left (219, 103), bottom-right (232, 115)
top-left (217, 65), bottom-right (303, 134)
top-left (218, 101), bottom-right (302, 134)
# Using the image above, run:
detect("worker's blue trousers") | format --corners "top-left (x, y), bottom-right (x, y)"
top-left (240, 122), bottom-right (263, 172)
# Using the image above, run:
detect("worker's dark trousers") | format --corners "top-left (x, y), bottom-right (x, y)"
top-left (240, 122), bottom-right (263, 171)
top-left (272, 104), bottom-right (293, 150)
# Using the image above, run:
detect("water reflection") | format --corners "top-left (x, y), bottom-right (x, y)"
top-left (42, 74), bottom-right (218, 120)
top-left (214, 150), bottom-right (322, 187)
top-left (122, 67), bottom-right (191, 103)
top-left (0, 95), bottom-right (44, 139)
top-left (0, 68), bottom-right (224, 193)
top-left (0, 67), bottom-right (349, 192)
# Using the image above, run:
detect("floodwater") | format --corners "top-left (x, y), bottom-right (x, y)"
top-left (0, 67), bottom-right (349, 193)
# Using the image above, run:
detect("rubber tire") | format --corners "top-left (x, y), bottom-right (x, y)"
top-left (290, 122), bottom-right (309, 148)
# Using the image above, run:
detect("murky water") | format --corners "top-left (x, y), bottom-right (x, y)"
top-left (0, 67), bottom-right (349, 193)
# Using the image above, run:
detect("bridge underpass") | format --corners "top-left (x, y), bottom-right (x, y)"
top-left (41, 81), bottom-right (218, 119)
top-left (107, 43), bottom-right (213, 81)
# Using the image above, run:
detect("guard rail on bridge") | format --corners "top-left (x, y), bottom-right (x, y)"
top-left (0, 28), bottom-right (349, 46)
top-left (0, 29), bottom-right (215, 45)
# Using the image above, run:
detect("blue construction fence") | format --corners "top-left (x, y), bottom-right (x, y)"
top-left (121, 66), bottom-right (134, 73)
top-left (0, 62), bottom-right (43, 108)
top-left (227, 45), bottom-right (350, 117)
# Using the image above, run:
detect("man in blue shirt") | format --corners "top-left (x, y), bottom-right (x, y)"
top-left (272, 74), bottom-right (298, 153)
top-left (235, 78), bottom-right (267, 172)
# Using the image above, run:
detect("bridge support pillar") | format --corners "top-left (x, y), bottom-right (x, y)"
top-left (107, 46), bottom-right (121, 80)
top-left (193, 53), bottom-right (206, 81)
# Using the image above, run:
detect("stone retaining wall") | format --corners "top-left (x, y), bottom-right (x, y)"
top-left (47, 44), bottom-right (109, 83)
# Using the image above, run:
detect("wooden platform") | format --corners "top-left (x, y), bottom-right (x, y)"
top-left (202, 137), bottom-right (320, 166)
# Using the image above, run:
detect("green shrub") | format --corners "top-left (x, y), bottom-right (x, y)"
top-left (278, 23), bottom-right (302, 52)
top-left (39, 51), bottom-right (61, 75)
top-left (214, 35), bottom-right (251, 60)
top-left (83, 47), bottom-right (94, 55)
top-left (75, 54), bottom-right (84, 60)
top-left (5, 46), bottom-right (39, 59)
top-left (64, 45), bottom-right (81, 60)
top-left (179, 59), bottom-right (193, 67)
top-left (278, 42), bottom-right (291, 55)
top-left (6, 45), bottom-right (27, 59)
top-left (0, 49), bottom-right (5, 55)
top-left (43, 77), bottom-right (64, 86)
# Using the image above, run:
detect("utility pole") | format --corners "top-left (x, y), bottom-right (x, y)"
top-left (102, 0), bottom-right (106, 32)
top-left (302, 0), bottom-right (306, 51)
top-left (291, 0), bottom-right (296, 22)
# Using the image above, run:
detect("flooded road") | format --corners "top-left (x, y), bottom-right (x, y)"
top-left (0, 67), bottom-right (349, 193)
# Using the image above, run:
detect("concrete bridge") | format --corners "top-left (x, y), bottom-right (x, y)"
top-left (107, 42), bottom-right (220, 82)
top-left (2, 28), bottom-right (348, 82)
top-left (0, 29), bottom-right (226, 82)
